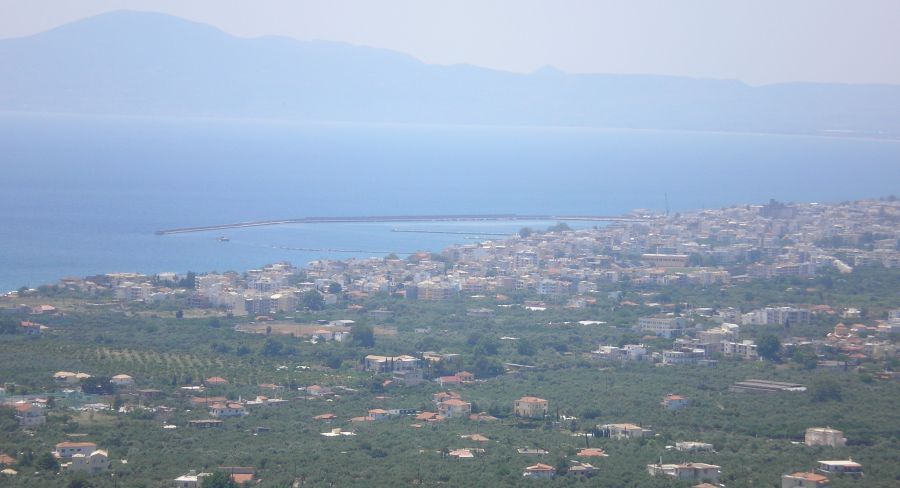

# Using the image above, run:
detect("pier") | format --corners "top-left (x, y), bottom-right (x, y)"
top-left (154, 214), bottom-right (644, 235)
top-left (390, 229), bottom-right (513, 236)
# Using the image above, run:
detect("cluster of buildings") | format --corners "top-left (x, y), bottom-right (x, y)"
top-left (298, 198), bottom-right (897, 303)
top-left (32, 199), bottom-right (897, 318)
top-left (332, 392), bottom-right (547, 425)
top-left (823, 319), bottom-right (899, 361)
top-left (594, 319), bottom-right (763, 366)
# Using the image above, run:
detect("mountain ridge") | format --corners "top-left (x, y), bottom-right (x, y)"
top-left (2, 10), bottom-right (899, 137)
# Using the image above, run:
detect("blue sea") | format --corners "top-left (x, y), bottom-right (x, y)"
top-left (1, 112), bottom-right (899, 292)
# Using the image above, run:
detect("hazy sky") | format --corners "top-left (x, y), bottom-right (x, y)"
top-left (2, 0), bottom-right (899, 85)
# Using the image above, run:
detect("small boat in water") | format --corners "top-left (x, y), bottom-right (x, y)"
top-left (216, 236), bottom-right (230, 242)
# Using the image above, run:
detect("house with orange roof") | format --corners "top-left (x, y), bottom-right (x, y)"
top-left (469, 413), bottom-right (498, 422)
top-left (523, 463), bottom-right (556, 479)
top-left (190, 396), bottom-right (227, 406)
top-left (438, 371), bottom-right (475, 387)
top-left (782, 471), bottom-right (830, 487)
top-left (209, 402), bottom-right (246, 418)
top-left (457, 371), bottom-right (475, 382)
top-left (438, 375), bottom-right (463, 387)
top-left (448, 449), bottom-right (475, 459)
top-left (577, 448), bottom-right (608, 457)
top-left (19, 321), bottom-right (44, 335)
top-left (463, 434), bottom-right (490, 442)
top-left (31, 304), bottom-right (57, 315)
top-left (218, 466), bottom-right (255, 485)
top-left (204, 377), bottom-right (228, 386)
top-left (662, 393), bottom-right (689, 410)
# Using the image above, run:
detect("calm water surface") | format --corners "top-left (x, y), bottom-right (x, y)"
top-left (1, 113), bottom-right (898, 291)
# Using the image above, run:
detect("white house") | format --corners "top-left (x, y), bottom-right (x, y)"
top-left (637, 316), bottom-right (688, 338)
top-left (111, 374), bottom-right (134, 387)
top-left (54, 442), bottom-right (97, 459)
top-left (602, 423), bottom-right (654, 440)
top-left (816, 460), bottom-right (862, 477)
top-left (173, 470), bottom-right (212, 488)
top-left (63, 450), bottom-right (108, 474)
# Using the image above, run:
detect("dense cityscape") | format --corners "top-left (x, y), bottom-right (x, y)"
top-left (1, 197), bottom-right (899, 487)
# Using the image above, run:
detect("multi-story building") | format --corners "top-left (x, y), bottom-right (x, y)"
top-left (646, 462), bottom-right (720, 482)
top-left (62, 450), bottom-right (108, 474)
top-left (414, 280), bottom-right (458, 301)
top-left (743, 307), bottom-right (811, 327)
top-left (816, 460), bottom-right (862, 477)
top-left (437, 399), bottom-right (472, 418)
top-left (514, 397), bottom-right (549, 418)
top-left (721, 340), bottom-right (759, 360)
top-left (805, 427), bottom-right (846, 448)
top-left (54, 442), bottom-right (97, 459)
top-left (637, 316), bottom-right (688, 338)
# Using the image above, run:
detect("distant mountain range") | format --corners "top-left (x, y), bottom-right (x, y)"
top-left (2, 10), bottom-right (899, 137)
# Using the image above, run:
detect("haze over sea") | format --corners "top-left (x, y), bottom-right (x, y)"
top-left (1, 112), bottom-right (899, 292)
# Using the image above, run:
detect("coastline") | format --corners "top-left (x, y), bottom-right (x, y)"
top-left (3, 110), bottom-right (900, 143)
